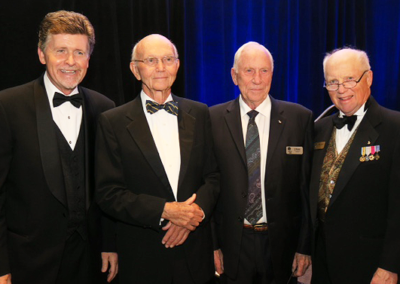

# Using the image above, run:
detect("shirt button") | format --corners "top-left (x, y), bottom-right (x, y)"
top-left (330, 180), bottom-right (335, 184)
top-left (69, 141), bottom-right (72, 144)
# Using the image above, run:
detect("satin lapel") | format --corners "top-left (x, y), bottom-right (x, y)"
top-left (329, 105), bottom-right (380, 207)
top-left (34, 78), bottom-right (67, 207)
top-left (126, 96), bottom-right (172, 194)
top-left (225, 98), bottom-right (246, 167)
top-left (80, 87), bottom-right (93, 209)
top-left (309, 116), bottom-right (335, 221)
top-left (266, 97), bottom-right (285, 168)
top-left (173, 97), bottom-right (195, 193)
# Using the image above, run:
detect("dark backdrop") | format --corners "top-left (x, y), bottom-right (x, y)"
top-left (1, 0), bottom-right (400, 116)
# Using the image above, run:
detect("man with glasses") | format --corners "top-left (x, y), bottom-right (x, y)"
top-left (95, 34), bottom-right (219, 284)
top-left (310, 47), bottom-right (400, 284)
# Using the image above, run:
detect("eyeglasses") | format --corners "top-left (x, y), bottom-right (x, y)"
top-left (324, 70), bottom-right (370, 91)
top-left (133, 56), bottom-right (178, 67)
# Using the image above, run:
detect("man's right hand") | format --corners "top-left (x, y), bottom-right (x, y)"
top-left (161, 194), bottom-right (204, 231)
top-left (0, 274), bottom-right (11, 284)
top-left (214, 249), bottom-right (224, 276)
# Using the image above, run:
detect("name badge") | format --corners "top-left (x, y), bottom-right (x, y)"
top-left (314, 142), bottom-right (325, 150)
top-left (286, 146), bottom-right (303, 155)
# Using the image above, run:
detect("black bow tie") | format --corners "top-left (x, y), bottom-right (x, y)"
top-left (53, 92), bottom-right (83, 108)
top-left (146, 100), bottom-right (178, 116)
top-left (333, 115), bottom-right (357, 131)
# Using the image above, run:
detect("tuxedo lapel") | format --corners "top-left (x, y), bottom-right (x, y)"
top-left (329, 101), bottom-right (381, 207)
top-left (224, 98), bottom-right (246, 167)
top-left (125, 97), bottom-right (173, 195)
top-left (34, 78), bottom-right (67, 207)
top-left (174, 96), bottom-right (195, 194)
top-left (266, 97), bottom-right (285, 168)
top-left (80, 87), bottom-right (94, 209)
top-left (309, 116), bottom-right (334, 220)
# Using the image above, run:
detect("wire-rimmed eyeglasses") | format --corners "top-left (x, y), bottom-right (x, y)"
top-left (133, 56), bottom-right (178, 67)
top-left (324, 70), bottom-right (370, 91)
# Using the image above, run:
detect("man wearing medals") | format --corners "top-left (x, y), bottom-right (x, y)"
top-left (309, 47), bottom-right (400, 284)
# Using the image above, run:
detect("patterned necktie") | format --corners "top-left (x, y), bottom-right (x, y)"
top-left (332, 115), bottom-right (357, 131)
top-left (244, 110), bottom-right (263, 225)
top-left (146, 100), bottom-right (178, 116)
top-left (53, 92), bottom-right (83, 108)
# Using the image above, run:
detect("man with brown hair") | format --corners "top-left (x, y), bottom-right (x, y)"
top-left (0, 10), bottom-right (117, 284)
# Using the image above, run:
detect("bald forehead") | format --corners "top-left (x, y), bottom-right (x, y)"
top-left (326, 50), bottom-right (359, 67)
top-left (136, 35), bottom-right (176, 58)
top-left (238, 45), bottom-right (272, 67)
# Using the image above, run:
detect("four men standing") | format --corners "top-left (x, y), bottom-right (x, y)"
top-left (1, 10), bottom-right (399, 284)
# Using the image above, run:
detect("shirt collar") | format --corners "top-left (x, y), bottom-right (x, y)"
top-left (140, 90), bottom-right (173, 112)
top-left (239, 94), bottom-right (271, 118)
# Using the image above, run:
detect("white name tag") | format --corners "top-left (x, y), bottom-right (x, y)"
top-left (286, 146), bottom-right (303, 155)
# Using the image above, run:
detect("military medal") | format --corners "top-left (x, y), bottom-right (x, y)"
top-left (369, 146), bottom-right (375, 161)
top-left (360, 147), bottom-right (366, 162)
top-left (365, 146), bottom-right (371, 162)
top-left (375, 145), bottom-right (380, 160)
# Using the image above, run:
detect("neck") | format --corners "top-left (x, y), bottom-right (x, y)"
top-left (144, 89), bottom-right (171, 104)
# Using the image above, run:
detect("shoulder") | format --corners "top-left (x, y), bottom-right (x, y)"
top-left (80, 86), bottom-right (115, 108)
top-left (272, 97), bottom-right (312, 116)
top-left (0, 79), bottom-right (37, 102)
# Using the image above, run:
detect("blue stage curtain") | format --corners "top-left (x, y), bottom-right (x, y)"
top-left (1, 0), bottom-right (400, 116)
top-left (183, 0), bottom-right (400, 115)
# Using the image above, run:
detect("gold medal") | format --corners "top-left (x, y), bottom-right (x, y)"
top-left (369, 155), bottom-right (375, 161)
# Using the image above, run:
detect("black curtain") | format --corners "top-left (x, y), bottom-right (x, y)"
top-left (1, 0), bottom-right (400, 116)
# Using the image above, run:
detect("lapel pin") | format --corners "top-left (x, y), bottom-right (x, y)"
top-left (367, 141), bottom-right (371, 145)
top-left (278, 120), bottom-right (282, 124)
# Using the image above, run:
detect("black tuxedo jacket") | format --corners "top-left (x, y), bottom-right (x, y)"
top-left (0, 76), bottom-right (115, 284)
top-left (210, 96), bottom-right (313, 283)
top-left (95, 94), bottom-right (219, 284)
top-left (310, 97), bottom-right (400, 283)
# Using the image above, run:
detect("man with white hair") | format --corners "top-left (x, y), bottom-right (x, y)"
top-left (310, 47), bottom-right (400, 284)
top-left (210, 41), bottom-right (313, 284)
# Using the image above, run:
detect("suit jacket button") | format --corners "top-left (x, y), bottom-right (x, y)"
top-left (242, 192), bottom-right (247, 198)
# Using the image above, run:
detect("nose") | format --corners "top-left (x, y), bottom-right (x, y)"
top-left (252, 71), bottom-right (262, 84)
top-left (65, 53), bottom-right (75, 65)
top-left (337, 83), bottom-right (347, 94)
top-left (155, 59), bottom-right (166, 71)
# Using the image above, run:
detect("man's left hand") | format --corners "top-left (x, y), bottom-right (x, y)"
top-left (292, 252), bottom-right (311, 277)
top-left (162, 221), bottom-right (190, 248)
top-left (101, 252), bottom-right (118, 283)
top-left (371, 267), bottom-right (398, 284)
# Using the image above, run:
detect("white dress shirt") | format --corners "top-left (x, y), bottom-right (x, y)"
top-left (239, 95), bottom-right (271, 224)
top-left (43, 72), bottom-right (82, 150)
top-left (141, 91), bottom-right (181, 200)
top-left (335, 103), bottom-right (367, 154)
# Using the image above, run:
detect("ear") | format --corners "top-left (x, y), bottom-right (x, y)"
top-left (130, 62), bottom-right (141, 81)
top-left (38, 47), bottom-right (46, 65)
top-left (367, 70), bottom-right (373, 87)
top-left (231, 68), bottom-right (238, 86)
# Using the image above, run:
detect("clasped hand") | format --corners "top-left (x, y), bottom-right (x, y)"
top-left (161, 194), bottom-right (204, 248)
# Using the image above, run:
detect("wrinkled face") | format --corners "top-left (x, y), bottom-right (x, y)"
top-left (325, 53), bottom-right (372, 116)
top-left (232, 47), bottom-right (273, 109)
top-left (130, 35), bottom-right (180, 98)
top-left (38, 34), bottom-right (90, 95)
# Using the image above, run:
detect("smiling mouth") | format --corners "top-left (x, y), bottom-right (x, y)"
top-left (339, 95), bottom-right (354, 101)
top-left (61, 70), bottom-right (77, 74)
